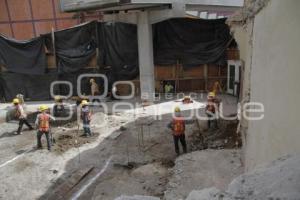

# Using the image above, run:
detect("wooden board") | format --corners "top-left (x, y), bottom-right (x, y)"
top-left (181, 65), bottom-right (204, 78)
top-left (48, 166), bottom-right (94, 200)
top-left (155, 65), bottom-right (176, 80)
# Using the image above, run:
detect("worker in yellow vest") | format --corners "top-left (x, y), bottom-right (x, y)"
top-left (168, 107), bottom-right (194, 156)
top-left (35, 105), bottom-right (55, 151)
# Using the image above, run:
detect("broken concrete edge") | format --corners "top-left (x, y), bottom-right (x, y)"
top-left (226, 0), bottom-right (271, 26)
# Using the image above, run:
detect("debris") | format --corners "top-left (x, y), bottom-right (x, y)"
top-left (120, 126), bottom-right (127, 131)
top-left (184, 154), bottom-right (300, 200)
top-left (48, 166), bottom-right (94, 200)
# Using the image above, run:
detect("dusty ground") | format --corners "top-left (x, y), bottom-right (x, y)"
top-left (0, 95), bottom-right (241, 200)
top-left (185, 154), bottom-right (300, 200)
top-left (164, 149), bottom-right (243, 200)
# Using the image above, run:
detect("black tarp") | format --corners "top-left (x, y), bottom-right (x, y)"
top-left (57, 68), bottom-right (98, 96)
top-left (0, 35), bottom-right (46, 74)
top-left (0, 72), bottom-right (57, 101)
top-left (153, 18), bottom-right (232, 66)
top-left (98, 22), bottom-right (139, 80)
top-left (45, 21), bottom-right (97, 74)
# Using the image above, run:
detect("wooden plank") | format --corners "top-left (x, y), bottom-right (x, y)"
top-left (177, 79), bottom-right (205, 92)
top-left (207, 64), bottom-right (220, 77)
top-left (48, 166), bottom-right (94, 200)
top-left (181, 65), bottom-right (204, 78)
top-left (155, 65), bottom-right (176, 80)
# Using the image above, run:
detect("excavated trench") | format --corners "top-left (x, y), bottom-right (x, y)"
top-left (40, 112), bottom-right (241, 200)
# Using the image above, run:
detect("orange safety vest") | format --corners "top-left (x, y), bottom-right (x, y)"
top-left (39, 114), bottom-right (50, 132)
top-left (172, 117), bottom-right (185, 136)
top-left (206, 99), bottom-right (216, 113)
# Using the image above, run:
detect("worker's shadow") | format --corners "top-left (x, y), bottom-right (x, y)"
top-left (0, 131), bottom-right (19, 139)
top-left (0, 128), bottom-right (33, 139)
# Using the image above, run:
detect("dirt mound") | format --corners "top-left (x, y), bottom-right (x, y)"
top-left (52, 130), bottom-right (100, 154)
top-left (190, 120), bottom-right (242, 151)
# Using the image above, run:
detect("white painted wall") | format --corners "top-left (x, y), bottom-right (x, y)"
top-left (245, 0), bottom-right (300, 170)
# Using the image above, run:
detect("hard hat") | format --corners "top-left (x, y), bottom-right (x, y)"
top-left (54, 96), bottom-right (61, 101)
top-left (208, 92), bottom-right (215, 97)
top-left (39, 105), bottom-right (48, 112)
top-left (174, 106), bottom-right (181, 112)
top-left (184, 96), bottom-right (190, 99)
top-left (81, 100), bottom-right (88, 106)
top-left (12, 98), bottom-right (20, 104)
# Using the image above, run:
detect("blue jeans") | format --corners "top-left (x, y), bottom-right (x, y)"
top-left (83, 123), bottom-right (91, 136)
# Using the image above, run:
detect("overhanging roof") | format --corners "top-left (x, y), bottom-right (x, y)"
top-left (60, 0), bottom-right (244, 12)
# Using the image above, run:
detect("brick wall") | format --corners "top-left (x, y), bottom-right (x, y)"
top-left (0, 0), bottom-right (102, 40)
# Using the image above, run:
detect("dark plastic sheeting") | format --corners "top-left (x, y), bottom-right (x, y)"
top-left (0, 35), bottom-right (46, 75)
top-left (57, 69), bottom-right (97, 96)
top-left (44, 21), bottom-right (97, 74)
top-left (153, 18), bottom-right (232, 66)
top-left (98, 22), bottom-right (139, 80)
top-left (0, 72), bottom-right (57, 101)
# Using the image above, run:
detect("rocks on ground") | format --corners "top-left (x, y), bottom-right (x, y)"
top-left (185, 154), bottom-right (300, 200)
top-left (164, 149), bottom-right (243, 200)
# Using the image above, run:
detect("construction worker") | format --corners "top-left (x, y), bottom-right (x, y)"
top-left (90, 78), bottom-right (100, 94)
top-left (211, 81), bottom-right (222, 96)
top-left (35, 105), bottom-right (55, 151)
top-left (168, 107), bottom-right (194, 156)
top-left (53, 96), bottom-right (65, 117)
top-left (90, 78), bottom-right (101, 103)
top-left (182, 96), bottom-right (193, 104)
top-left (205, 92), bottom-right (219, 129)
top-left (164, 82), bottom-right (174, 94)
top-left (13, 98), bottom-right (33, 135)
top-left (16, 94), bottom-right (25, 105)
top-left (81, 100), bottom-right (92, 137)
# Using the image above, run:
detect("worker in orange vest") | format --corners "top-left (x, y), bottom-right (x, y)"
top-left (168, 107), bottom-right (194, 156)
top-left (13, 98), bottom-right (33, 135)
top-left (35, 105), bottom-right (55, 151)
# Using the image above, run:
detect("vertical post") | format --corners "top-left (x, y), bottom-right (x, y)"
top-left (51, 27), bottom-right (57, 68)
top-left (137, 11), bottom-right (155, 102)
top-left (204, 64), bottom-right (208, 91)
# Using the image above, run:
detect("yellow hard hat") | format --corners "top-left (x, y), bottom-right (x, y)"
top-left (174, 106), bottom-right (181, 112)
top-left (12, 98), bottom-right (20, 104)
top-left (208, 92), bottom-right (215, 97)
top-left (39, 105), bottom-right (48, 111)
top-left (81, 100), bottom-right (88, 105)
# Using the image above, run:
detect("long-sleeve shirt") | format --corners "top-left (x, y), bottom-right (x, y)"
top-left (81, 106), bottom-right (91, 124)
top-left (15, 104), bottom-right (27, 119)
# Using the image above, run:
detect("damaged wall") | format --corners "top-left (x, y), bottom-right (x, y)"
top-left (236, 0), bottom-right (300, 171)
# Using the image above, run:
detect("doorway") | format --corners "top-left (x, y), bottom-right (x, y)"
top-left (227, 60), bottom-right (241, 96)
